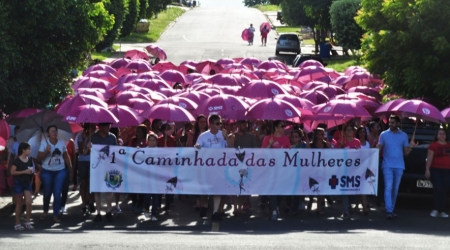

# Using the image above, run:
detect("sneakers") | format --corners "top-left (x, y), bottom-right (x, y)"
top-left (211, 212), bottom-right (222, 221)
top-left (94, 214), bottom-right (102, 222)
top-left (60, 207), bottom-right (68, 214)
top-left (199, 207), bottom-right (207, 218)
top-left (111, 205), bottom-right (122, 214)
top-left (151, 216), bottom-right (158, 221)
top-left (342, 212), bottom-right (350, 220)
top-left (144, 212), bottom-right (150, 219)
top-left (82, 206), bottom-right (87, 215)
top-left (89, 203), bottom-right (96, 214)
top-left (430, 210), bottom-right (439, 217)
top-left (105, 212), bottom-right (113, 222)
top-left (271, 212), bottom-right (278, 221)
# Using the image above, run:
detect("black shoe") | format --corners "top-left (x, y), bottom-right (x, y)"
top-left (199, 207), bottom-right (207, 218)
top-left (82, 206), bottom-right (87, 215)
top-left (386, 213), bottom-right (393, 220)
top-left (211, 212), bottom-right (222, 221)
top-left (94, 214), bottom-right (102, 222)
top-left (89, 203), bottom-right (96, 214)
top-left (392, 212), bottom-right (398, 219)
top-left (105, 212), bottom-right (113, 222)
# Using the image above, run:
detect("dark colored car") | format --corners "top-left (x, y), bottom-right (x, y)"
top-left (275, 33), bottom-right (301, 55)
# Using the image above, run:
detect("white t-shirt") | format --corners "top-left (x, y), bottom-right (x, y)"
top-left (360, 141), bottom-right (371, 149)
top-left (196, 130), bottom-right (227, 148)
top-left (39, 140), bottom-right (67, 171)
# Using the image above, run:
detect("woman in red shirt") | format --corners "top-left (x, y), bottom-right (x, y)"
top-left (425, 128), bottom-right (450, 218)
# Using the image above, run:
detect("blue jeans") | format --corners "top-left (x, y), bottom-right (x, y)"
top-left (41, 168), bottom-right (67, 216)
top-left (430, 168), bottom-right (450, 212)
top-left (383, 168), bottom-right (403, 213)
top-left (143, 194), bottom-right (161, 216)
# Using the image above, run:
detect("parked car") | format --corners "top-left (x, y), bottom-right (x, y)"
top-left (275, 33), bottom-right (301, 55)
top-left (292, 54), bottom-right (326, 67)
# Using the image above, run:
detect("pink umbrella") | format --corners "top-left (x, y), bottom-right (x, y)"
top-left (264, 68), bottom-right (289, 78)
top-left (236, 79), bottom-right (288, 99)
top-left (374, 98), bottom-right (407, 118)
top-left (109, 58), bottom-right (131, 69)
top-left (179, 60), bottom-right (198, 74)
top-left (228, 68), bottom-right (259, 80)
top-left (312, 85), bottom-right (346, 99)
top-left (73, 77), bottom-right (113, 91)
top-left (293, 66), bottom-right (328, 83)
top-left (158, 96), bottom-right (198, 110)
top-left (257, 60), bottom-right (282, 70)
top-left (331, 75), bottom-right (349, 86)
top-left (133, 79), bottom-right (172, 91)
top-left (274, 95), bottom-right (315, 112)
top-left (112, 91), bottom-right (153, 104)
top-left (115, 67), bottom-right (133, 78)
top-left (347, 86), bottom-right (383, 102)
top-left (147, 103), bottom-right (195, 122)
top-left (217, 86), bottom-right (241, 95)
top-left (0, 120), bottom-right (11, 145)
top-left (313, 99), bottom-right (372, 118)
top-left (197, 87), bottom-right (221, 97)
top-left (281, 84), bottom-right (302, 95)
top-left (299, 60), bottom-right (323, 69)
top-left (298, 90), bottom-right (329, 105)
top-left (118, 98), bottom-right (154, 117)
top-left (145, 45), bottom-right (168, 60)
top-left (344, 66), bottom-right (367, 75)
top-left (83, 64), bottom-right (116, 76)
top-left (240, 57), bottom-right (261, 68)
top-left (334, 93), bottom-right (381, 115)
top-left (124, 60), bottom-right (152, 73)
top-left (260, 22), bottom-right (271, 32)
top-left (343, 72), bottom-right (383, 89)
top-left (137, 71), bottom-right (164, 81)
top-left (56, 94), bottom-right (108, 116)
top-left (216, 58), bottom-right (235, 66)
top-left (246, 98), bottom-right (302, 122)
top-left (84, 70), bottom-right (118, 84)
top-left (124, 49), bottom-right (149, 60)
top-left (0, 137), bottom-right (6, 151)
top-left (391, 99), bottom-right (445, 123)
top-left (152, 61), bottom-right (179, 72)
top-left (196, 94), bottom-right (249, 120)
top-left (115, 73), bottom-right (139, 86)
top-left (175, 91), bottom-right (210, 104)
top-left (196, 60), bottom-right (223, 75)
top-left (301, 81), bottom-right (328, 91)
top-left (6, 108), bottom-right (42, 125)
top-left (441, 108), bottom-right (450, 123)
top-left (65, 104), bottom-right (119, 124)
top-left (241, 28), bottom-right (250, 41)
top-left (325, 68), bottom-right (342, 80)
top-left (109, 105), bottom-right (145, 128)
top-left (208, 74), bottom-right (244, 86)
top-left (76, 88), bottom-right (112, 100)
top-left (221, 63), bottom-right (252, 73)
top-left (159, 69), bottom-right (187, 85)
top-left (185, 73), bottom-right (208, 85)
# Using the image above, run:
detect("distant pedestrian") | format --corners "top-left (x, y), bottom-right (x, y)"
top-left (425, 127), bottom-right (450, 218)
top-left (378, 115), bottom-right (415, 219)
top-left (248, 24), bottom-right (255, 46)
top-left (261, 25), bottom-right (269, 46)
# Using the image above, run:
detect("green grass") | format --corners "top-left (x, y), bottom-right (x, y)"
top-left (254, 4), bottom-right (280, 12)
top-left (275, 26), bottom-right (300, 33)
top-left (116, 7), bottom-right (186, 43)
top-left (323, 57), bottom-right (360, 73)
top-left (91, 45), bottom-right (120, 61)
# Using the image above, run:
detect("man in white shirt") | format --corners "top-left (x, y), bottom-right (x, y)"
top-left (194, 114), bottom-right (227, 221)
top-left (248, 24), bottom-right (255, 46)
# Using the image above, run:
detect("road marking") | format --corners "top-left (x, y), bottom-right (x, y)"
top-left (211, 222), bottom-right (220, 232)
top-left (183, 35), bottom-right (191, 42)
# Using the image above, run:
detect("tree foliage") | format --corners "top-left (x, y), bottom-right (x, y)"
top-left (96, 0), bottom-right (127, 51)
top-left (146, 0), bottom-right (172, 19)
top-left (0, 0), bottom-right (113, 114)
top-left (356, 0), bottom-right (450, 107)
top-left (121, 0), bottom-right (139, 37)
top-left (330, 0), bottom-right (364, 53)
top-left (139, 0), bottom-right (148, 19)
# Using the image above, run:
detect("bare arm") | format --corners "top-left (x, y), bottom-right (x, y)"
top-left (10, 164), bottom-right (32, 176)
top-left (63, 151), bottom-right (72, 170)
top-left (37, 144), bottom-right (51, 162)
top-left (424, 149), bottom-right (434, 179)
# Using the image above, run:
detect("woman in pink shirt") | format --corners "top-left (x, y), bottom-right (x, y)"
top-left (261, 120), bottom-right (290, 220)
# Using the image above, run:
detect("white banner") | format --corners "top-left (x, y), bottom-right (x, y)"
top-left (90, 146), bottom-right (379, 195)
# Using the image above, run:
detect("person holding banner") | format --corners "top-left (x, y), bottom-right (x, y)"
top-left (261, 120), bottom-right (290, 221)
top-left (336, 124), bottom-right (361, 219)
top-left (308, 128), bottom-right (329, 214)
top-left (194, 114), bottom-right (228, 221)
top-left (129, 125), bottom-right (148, 214)
top-left (158, 123), bottom-right (176, 214)
top-left (143, 132), bottom-right (161, 221)
top-left (186, 115), bottom-right (208, 147)
top-left (355, 125), bottom-right (371, 215)
top-left (378, 115), bottom-right (414, 220)
top-left (77, 123), bottom-right (96, 215)
top-left (88, 123), bottom-right (117, 222)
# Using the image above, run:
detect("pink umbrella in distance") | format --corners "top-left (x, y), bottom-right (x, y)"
top-left (216, 58), bottom-right (236, 66)
top-left (179, 60), bottom-right (198, 74)
top-left (124, 60), bottom-right (152, 73)
top-left (293, 66), bottom-right (329, 83)
top-left (208, 74), bottom-right (244, 86)
top-left (133, 79), bottom-right (172, 91)
top-left (145, 45), bottom-right (168, 60)
top-left (147, 103), bottom-right (195, 122)
top-left (76, 88), bottom-right (112, 100)
top-left (196, 60), bottom-right (223, 75)
top-left (159, 69), bottom-right (187, 86)
top-left (298, 90), bottom-right (329, 105)
top-left (240, 57), bottom-right (261, 68)
top-left (440, 108), bottom-right (450, 123)
top-left (158, 96), bottom-right (198, 111)
top-left (84, 70), bottom-right (118, 85)
top-left (390, 99), bottom-right (445, 123)
top-left (109, 105), bottom-right (145, 128)
top-left (175, 91), bottom-right (211, 104)
top-left (56, 94), bottom-right (108, 116)
top-left (236, 79), bottom-right (288, 99)
top-left (124, 49), bottom-right (149, 60)
top-left (83, 64), bottom-right (116, 76)
top-left (6, 108), bottom-right (42, 126)
top-left (313, 99), bottom-right (372, 118)
top-left (118, 98), bottom-right (154, 117)
top-left (242, 28), bottom-right (250, 41)
top-left (299, 60), bottom-right (323, 69)
top-left (73, 77), bottom-right (113, 91)
top-left (347, 86), bottom-right (383, 102)
top-left (274, 94), bottom-right (315, 116)
top-left (109, 58), bottom-right (131, 69)
top-left (373, 98), bottom-right (407, 118)
top-left (246, 98), bottom-right (303, 122)
top-left (152, 61), bottom-right (179, 72)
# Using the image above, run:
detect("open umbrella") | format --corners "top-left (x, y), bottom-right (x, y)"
top-left (196, 60), bottom-right (223, 75)
top-left (260, 22), bottom-right (271, 32)
top-left (152, 61), bottom-right (179, 72)
top-left (109, 58), bottom-right (131, 69)
top-left (196, 94), bottom-right (250, 120)
top-left (73, 77), bottom-right (113, 91)
top-left (159, 69), bottom-right (187, 86)
top-left (64, 104), bottom-right (119, 124)
top-left (6, 108), bottom-right (42, 126)
top-left (56, 94), bottom-right (108, 117)
top-left (0, 120), bottom-right (10, 150)
top-left (145, 45), bottom-right (168, 60)
top-left (313, 99), bottom-right (372, 118)
top-left (235, 79), bottom-right (288, 99)
top-left (124, 60), bottom-right (152, 73)
top-left (147, 103), bottom-right (195, 122)
top-left (83, 64), bottom-right (116, 76)
top-left (246, 98), bottom-right (302, 122)
top-left (16, 110), bottom-right (73, 158)
top-left (158, 96), bottom-right (198, 111)
top-left (109, 105), bottom-right (145, 128)
top-left (241, 28), bottom-right (250, 41)
top-left (124, 49), bottom-right (149, 60)
top-left (391, 99), bottom-right (445, 123)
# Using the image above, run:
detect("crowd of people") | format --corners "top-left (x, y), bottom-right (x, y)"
top-left (2, 113), bottom-right (450, 230)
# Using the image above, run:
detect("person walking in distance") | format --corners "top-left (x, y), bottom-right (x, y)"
top-left (261, 25), bottom-right (269, 46)
top-left (248, 24), bottom-right (255, 46)
top-left (194, 114), bottom-right (228, 221)
top-left (378, 115), bottom-right (416, 219)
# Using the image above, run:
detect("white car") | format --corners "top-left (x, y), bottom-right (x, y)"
top-left (275, 33), bottom-right (301, 55)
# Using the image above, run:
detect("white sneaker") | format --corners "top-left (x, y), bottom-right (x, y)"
top-left (144, 212), bottom-right (150, 219)
top-left (430, 210), bottom-right (439, 217)
top-left (151, 216), bottom-right (158, 221)
top-left (60, 207), bottom-right (68, 214)
top-left (439, 212), bottom-right (449, 218)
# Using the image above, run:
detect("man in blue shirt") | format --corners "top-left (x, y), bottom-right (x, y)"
top-left (378, 115), bottom-right (414, 219)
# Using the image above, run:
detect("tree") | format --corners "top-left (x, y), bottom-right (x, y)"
top-left (146, 0), bottom-right (172, 19)
top-left (139, 0), bottom-right (148, 19)
top-left (96, 0), bottom-right (127, 51)
top-left (121, 0), bottom-right (139, 37)
top-left (330, 0), bottom-right (364, 54)
top-left (0, 0), bottom-right (113, 114)
top-left (356, 0), bottom-right (450, 107)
